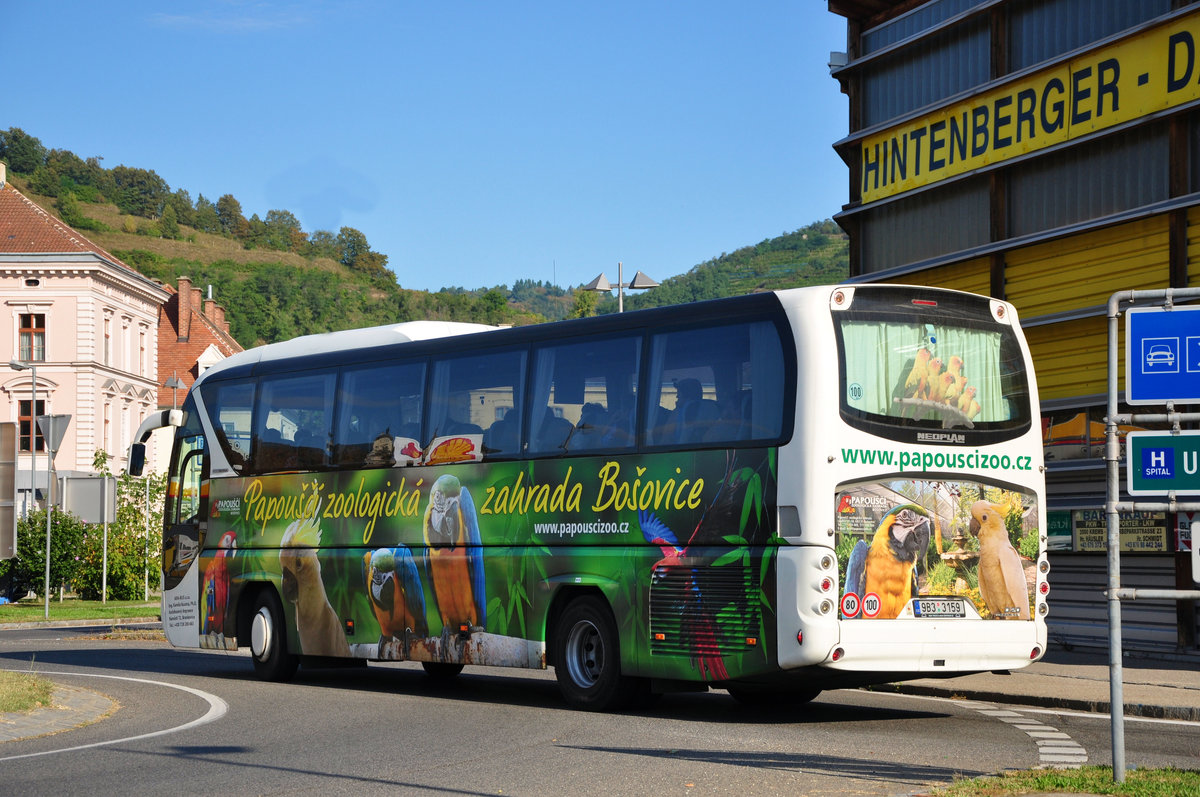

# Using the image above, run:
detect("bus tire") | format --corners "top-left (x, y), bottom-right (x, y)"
top-left (421, 662), bottom-right (464, 680)
top-left (727, 686), bottom-right (821, 708)
top-left (249, 589), bottom-right (299, 682)
top-left (553, 595), bottom-right (636, 711)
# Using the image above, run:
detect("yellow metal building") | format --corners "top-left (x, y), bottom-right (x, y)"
top-left (829, 0), bottom-right (1200, 653)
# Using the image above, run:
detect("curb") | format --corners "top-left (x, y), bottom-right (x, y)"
top-left (0, 617), bottom-right (161, 631)
top-left (880, 682), bottom-right (1200, 722)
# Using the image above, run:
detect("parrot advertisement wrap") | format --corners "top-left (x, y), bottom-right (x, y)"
top-left (189, 448), bottom-right (781, 683)
top-left (835, 478), bottom-right (1038, 621)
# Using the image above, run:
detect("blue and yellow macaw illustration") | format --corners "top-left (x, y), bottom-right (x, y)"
top-left (422, 474), bottom-right (487, 650)
top-left (364, 546), bottom-right (428, 655)
top-left (844, 504), bottom-right (932, 620)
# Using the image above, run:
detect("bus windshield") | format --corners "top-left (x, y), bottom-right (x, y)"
top-left (835, 288), bottom-right (1031, 441)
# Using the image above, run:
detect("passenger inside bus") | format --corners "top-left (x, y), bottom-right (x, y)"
top-left (670, 378), bottom-right (720, 443)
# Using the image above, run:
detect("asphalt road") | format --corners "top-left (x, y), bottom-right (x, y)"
top-left (2, 626), bottom-right (1198, 795)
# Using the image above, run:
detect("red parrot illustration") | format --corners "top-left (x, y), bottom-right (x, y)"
top-left (639, 509), bottom-right (730, 682)
top-left (201, 530), bottom-right (236, 637)
top-left (422, 474), bottom-right (487, 657)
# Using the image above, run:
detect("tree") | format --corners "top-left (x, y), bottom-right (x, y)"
top-left (111, 165), bottom-right (170, 218)
top-left (0, 127), bottom-right (47, 174)
top-left (568, 288), bottom-right (598, 318)
top-left (160, 202), bottom-right (180, 239)
top-left (264, 209), bottom-right (304, 251)
top-left (165, 188), bottom-right (195, 228)
top-left (216, 194), bottom-right (245, 236)
top-left (336, 226), bottom-right (370, 269)
top-left (478, 289), bottom-right (508, 324)
top-left (307, 230), bottom-right (338, 260)
top-left (56, 190), bottom-right (85, 227)
top-left (193, 194), bottom-right (220, 233)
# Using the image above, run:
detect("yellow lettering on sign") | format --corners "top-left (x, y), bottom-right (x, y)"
top-left (858, 11), bottom-right (1200, 203)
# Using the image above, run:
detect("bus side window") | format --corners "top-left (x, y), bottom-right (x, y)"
top-left (428, 349), bottom-right (524, 458)
top-left (334, 361), bottom-right (425, 469)
top-left (645, 320), bottom-right (784, 447)
top-left (255, 371), bottom-right (336, 472)
top-left (528, 335), bottom-right (639, 456)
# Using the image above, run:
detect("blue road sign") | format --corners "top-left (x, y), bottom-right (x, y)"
top-left (1125, 306), bottom-right (1200, 404)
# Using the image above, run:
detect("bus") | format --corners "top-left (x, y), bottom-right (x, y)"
top-left (129, 284), bottom-right (1048, 710)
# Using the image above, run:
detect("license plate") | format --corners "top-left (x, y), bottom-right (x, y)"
top-left (913, 598), bottom-right (966, 618)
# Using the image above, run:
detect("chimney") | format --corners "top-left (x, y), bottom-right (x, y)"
top-left (177, 275), bottom-right (192, 342)
top-left (213, 304), bottom-right (227, 331)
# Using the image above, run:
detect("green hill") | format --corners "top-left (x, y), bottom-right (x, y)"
top-left (1, 126), bottom-right (848, 346)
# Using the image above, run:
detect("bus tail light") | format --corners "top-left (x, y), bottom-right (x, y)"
top-left (796, 630), bottom-right (803, 645)
top-left (1039, 581), bottom-right (1050, 596)
top-left (819, 600), bottom-right (833, 615)
top-left (831, 647), bottom-right (844, 662)
top-left (819, 576), bottom-right (833, 592)
top-left (1030, 646), bottom-right (1042, 660)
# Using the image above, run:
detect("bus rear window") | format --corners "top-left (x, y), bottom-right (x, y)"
top-left (835, 290), bottom-right (1031, 444)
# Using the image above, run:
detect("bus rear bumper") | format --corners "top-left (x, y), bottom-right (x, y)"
top-left (820, 618), bottom-right (1048, 674)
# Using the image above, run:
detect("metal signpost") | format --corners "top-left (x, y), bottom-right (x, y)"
top-left (35, 414), bottom-right (70, 620)
top-left (1107, 290), bottom-right (1200, 782)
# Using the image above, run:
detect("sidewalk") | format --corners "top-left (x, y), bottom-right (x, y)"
top-left (887, 645), bottom-right (1200, 721)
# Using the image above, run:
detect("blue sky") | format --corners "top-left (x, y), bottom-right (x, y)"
top-left (5, 1), bottom-right (848, 293)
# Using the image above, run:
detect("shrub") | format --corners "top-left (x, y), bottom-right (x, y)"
top-left (0, 509), bottom-right (86, 599)
top-left (73, 452), bottom-right (166, 601)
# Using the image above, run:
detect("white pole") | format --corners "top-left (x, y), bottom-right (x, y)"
top-left (30, 364), bottom-right (37, 517)
top-left (144, 475), bottom-right (150, 601)
top-left (101, 475), bottom-right (108, 603)
top-left (42, 415), bottom-right (51, 620)
top-left (617, 261), bottom-right (624, 314)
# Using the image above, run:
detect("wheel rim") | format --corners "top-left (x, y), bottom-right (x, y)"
top-left (250, 606), bottom-right (272, 660)
top-left (564, 618), bottom-right (603, 689)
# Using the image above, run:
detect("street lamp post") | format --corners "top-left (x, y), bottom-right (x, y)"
top-left (584, 262), bottom-right (659, 312)
top-left (7, 359), bottom-right (48, 618)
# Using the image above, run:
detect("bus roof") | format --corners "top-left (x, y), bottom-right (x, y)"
top-left (203, 320), bottom-right (498, 378)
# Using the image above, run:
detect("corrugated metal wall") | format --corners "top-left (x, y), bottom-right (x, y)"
top-left (860, 177), bottom-right (989, 272)
top-left (884, 256), bottom-right (991, 294)
top-left (1005, 216), bottom-right (1170, 317)
top-left (862, 19), bottom-right (989, 128)
top-left (1008, 0), bottom-right (1171, 71)
top-left (1047, 554), bottom-right (1183, 651)
top-left (1007, 125), bottom-right (1169, 237)
top-left (1023, 317), bottom-right (1112, 400)
top-left (1190, 205), bottom-right (1200, 288)
top-left (862, 0), bottom-right (983, 54)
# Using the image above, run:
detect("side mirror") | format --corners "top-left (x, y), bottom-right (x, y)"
top-left (127, 443), bottom-right (146, 477)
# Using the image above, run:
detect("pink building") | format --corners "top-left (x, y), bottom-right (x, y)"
top-left (0, 164), bottom-right (209, 511)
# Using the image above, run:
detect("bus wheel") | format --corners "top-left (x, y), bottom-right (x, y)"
top-left (421, 662), bottom-right (464, 680)
top-left (553, 596), bottom-right (635, 711)
top-left (727, 686), bottom-right (821, 708)
top-left (250, 589), bottom-right (299, 682)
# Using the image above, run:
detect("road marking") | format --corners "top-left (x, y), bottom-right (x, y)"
top-left (0, 670), bottom-right (227, 762)
top-left (965, 701), bottom-right (1087, 767)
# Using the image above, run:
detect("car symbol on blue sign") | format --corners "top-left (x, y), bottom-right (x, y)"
top-left (1146, 344), bottom-right (1175, 367)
